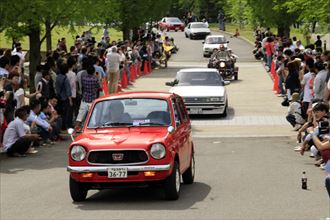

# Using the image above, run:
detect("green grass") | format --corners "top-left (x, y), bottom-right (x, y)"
top-left (0, 25), bottom-right (122, 52)
top-left (210, 23), bottom-right (308, 45)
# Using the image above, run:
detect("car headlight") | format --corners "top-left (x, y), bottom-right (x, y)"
top-left (220, 62), bottom-right (226, 68)
top-left (150, 143), bottom-right (166, 160)
top-left (71, 145), bottom-right (86, 161)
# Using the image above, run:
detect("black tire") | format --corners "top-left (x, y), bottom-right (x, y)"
top-left (221, 102), bottom-right (228, 117)
top-left (164, 161), bottom-right (180, 200)
top-left (69, 176), bottom-right (88, 202)
top-left (185, 33), bottom-right (188, 38)
top-left (234, 74), bottom-right (238, 80)
top-left (189, 34), bottom-right (193, 40)
top-left (182, 153), bottom-right (195, 184)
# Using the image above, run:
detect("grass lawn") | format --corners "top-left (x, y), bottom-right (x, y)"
top-left (209, 23), bottom-right (309, 45)
top-left (0, 25), bottom-right (122, 52)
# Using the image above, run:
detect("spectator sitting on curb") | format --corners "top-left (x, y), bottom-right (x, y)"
top-left (3, 107), bottom-right (40, 157)
top-left (286, 92), bottom-right (305, 131)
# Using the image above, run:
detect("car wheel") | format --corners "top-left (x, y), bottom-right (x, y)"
top-left (189, 34), bottom-right (193, 40)
top-left (234, 74), bottom-right (238, 80)
top-left (164, 161), bottom-right (180, 200)
top-left (203, 54), bottom-right (208, 58)
top-left (185, 33), bottom-right (188, 38)
top-left (70, 176), bottom-right (88, 202)
top-left (182, 153), bottom-right (195, 184)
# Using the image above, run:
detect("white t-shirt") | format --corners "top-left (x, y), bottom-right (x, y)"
top-left (301, 72), bottom-right (312, 102)
top-left (14, 88), bottom-right (25, 108)
top-left (67, 70), bottom-right (77, 98)
top-left (106, 52), bottom-right (121, 73)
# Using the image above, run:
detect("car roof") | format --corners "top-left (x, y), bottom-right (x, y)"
top-left (206, 35), bottom-right (226, 38)
top-left (165, 17), bottom-right (181, 20)
top-left (178, 68), bottom-right (219, 73)
top-left (96, 91), bottom-right (174, 101)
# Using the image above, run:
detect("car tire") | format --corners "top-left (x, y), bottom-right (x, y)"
top-left (221, 102), bottom-right (228, 117)
top-left (182, 153), bottom-right (195, 184)
top-left (70, 176), bottom-right (88, 202)
top-left (203, 54), bottom-right (208, 58)
top-left (185, 33), bottom-right (188, 38)
top-left (234, 74), bottom-right (238, 80)
top-left (164, 161), bottom-right (180, 200)
top-left (189, 34), bottom-right (193, 40)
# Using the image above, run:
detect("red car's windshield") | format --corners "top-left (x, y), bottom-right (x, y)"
top-left (87, 98), bottom-right (171, 128)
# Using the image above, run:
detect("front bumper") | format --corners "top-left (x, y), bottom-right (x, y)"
top-left (186, 104), bottom-right (226, 115)
top-left (67, 164), bottom-right (171, 173)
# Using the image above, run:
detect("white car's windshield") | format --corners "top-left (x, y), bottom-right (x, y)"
top-left (206, 37), bottom-right (227, 44)
top-left (191, 23), bottom-right (207, 28)
top-left (176, 72), bottom-right (224, 86)
top-left (167, 18), bottom-right (181, 23)
top-left (87, 98), bottom-right (171, 128)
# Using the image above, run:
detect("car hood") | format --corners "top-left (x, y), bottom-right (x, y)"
top-left (191, 28), bottom-right (210, 33)
top-left (170, 86), bottom-right (225, 97)
top-left (74, 127), bottom-right (169, 149)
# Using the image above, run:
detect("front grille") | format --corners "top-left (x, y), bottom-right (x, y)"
top-left (184, 97), bottom-right (209, 103)
top-left (88, 150), bottom-right (148, 164)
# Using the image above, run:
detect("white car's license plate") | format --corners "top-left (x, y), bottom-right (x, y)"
top-left (190, 108), bottom-right (202, 114)
top-left (108, 167), bottom-right (128, 178)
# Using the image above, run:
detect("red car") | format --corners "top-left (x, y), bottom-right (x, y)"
top-left (159, 17), bottom-right (185, 32)
top-left (67, 92), bottom-right (195, 201)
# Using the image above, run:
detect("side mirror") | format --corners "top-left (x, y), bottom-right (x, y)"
top-left (165, 82), bottom-right (173, 86)
top-left (224, 81), bottom-right (230, 86)
top-left (167, 126), bottom-right (175, 134)
top-left (202, 41), bottom-right (205, 44)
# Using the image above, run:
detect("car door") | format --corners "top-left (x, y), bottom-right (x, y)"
top-left (159, 18), bottom-right (166, 29)
top-left (171, 97), bottom-right (186, 172)
top-left (185, 23), bottom-right (191, 35)
top-left (176, 96), bottom-right (192, 170)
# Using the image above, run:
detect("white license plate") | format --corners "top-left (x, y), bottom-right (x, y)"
top-left (108, 167), bottom-right (128, 178)
top-left (190, 108), bottom-right (202, 114)
top-left (175, 27), bottom-right (179, 30)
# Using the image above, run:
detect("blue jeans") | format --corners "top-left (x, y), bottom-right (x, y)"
top-left (267, 55), bottom-right (272, 68)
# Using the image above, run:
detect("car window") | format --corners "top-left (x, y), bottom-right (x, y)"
top-left (167, 18), bottom-right (181, 23)
top-left (206, 37), bottom-right (227, 44)
top-left (176, 71), bottom-right (224, 86)
top-left (191, 23), bottom-right (208, 28)
top-left (177, 98), bottom-right (188, 123)
top-left (172, 98), bottom-right (182, 126)
top-left (87, 98), bottom-right (171, 127)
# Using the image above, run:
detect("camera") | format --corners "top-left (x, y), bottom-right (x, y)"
top-left (318, 121), bottom-right (329, 135)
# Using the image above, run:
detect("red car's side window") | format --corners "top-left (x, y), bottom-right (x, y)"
top-left (177, 99), bottom-right (188, 123)
top-left (172, 98), bottom-right (182, 126)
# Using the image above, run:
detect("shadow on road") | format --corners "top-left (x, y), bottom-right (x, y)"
top-left (74, 182), bottom-right (210, 210)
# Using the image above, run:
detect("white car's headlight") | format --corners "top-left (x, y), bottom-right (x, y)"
top-left (71, 145), bottom-right (86, 161)
top-left (220, 62), bottom-right (226, 68)
top-left (150, 143), bottom-right (166, 160)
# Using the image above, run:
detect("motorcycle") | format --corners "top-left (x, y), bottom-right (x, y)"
top-left (208, 55), bottom-right (239, 80)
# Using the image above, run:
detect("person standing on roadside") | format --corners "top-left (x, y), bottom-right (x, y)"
top-left (55, 62), bottom-right (73, 130)
top-left (106, 46), bottom-right (121, 94)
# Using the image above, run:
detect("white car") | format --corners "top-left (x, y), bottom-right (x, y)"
top-left (184, 22), bottom-right (211, 40)
top-left (203, 35), bottom-right (229, 57)
top-left (166, 68), bottom-right (229, 116)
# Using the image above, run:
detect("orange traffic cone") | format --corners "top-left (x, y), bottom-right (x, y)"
top-left (130, 64), bottom-right (136, 82)
top-left (121, 70), bottom-right (128, 88)
top-left (273, 72), bottom-right (280, 94)
top-left (137, 62), bottom-right (142, 77)
top-left (102, 80), bottom-right (108, 96)
top-left (148, 60), bottom-right (152, 73)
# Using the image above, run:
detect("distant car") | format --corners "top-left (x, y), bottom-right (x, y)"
top-left (184, 22), bottom-right (211, 40)
top-left (67, 92), bottom-right (195, 201)
top-left (159, 17), bottom-right (185, 32)
top-left (202, 35), bottom-right (229, 57)
top-left (166, 68), bottom-right (229, 116)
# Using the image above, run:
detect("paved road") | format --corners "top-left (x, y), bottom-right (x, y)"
top-left (1, 31), bottom-right (329, 220)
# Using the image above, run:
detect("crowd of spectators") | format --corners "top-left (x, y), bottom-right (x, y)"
top-left (0, 25), bottom-right (178, 157)
top-left (253, 28), bottom-right (330, 185)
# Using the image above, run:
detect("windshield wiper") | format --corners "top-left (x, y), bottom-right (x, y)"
top-left (136, 122), bottom-right (166, 126)
top-left (102, 122), bottom-right (133, 127)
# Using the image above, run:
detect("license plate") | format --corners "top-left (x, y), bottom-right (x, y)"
top-left (108, 167), bottom-right (128, 178)
top-left (190, 108), bottom-right (202, 114)
top-left (175, 27), bottom-right (179, 30)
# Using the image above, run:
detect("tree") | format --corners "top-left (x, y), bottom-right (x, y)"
top-left (246, 0), bottom-right (299, 37)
